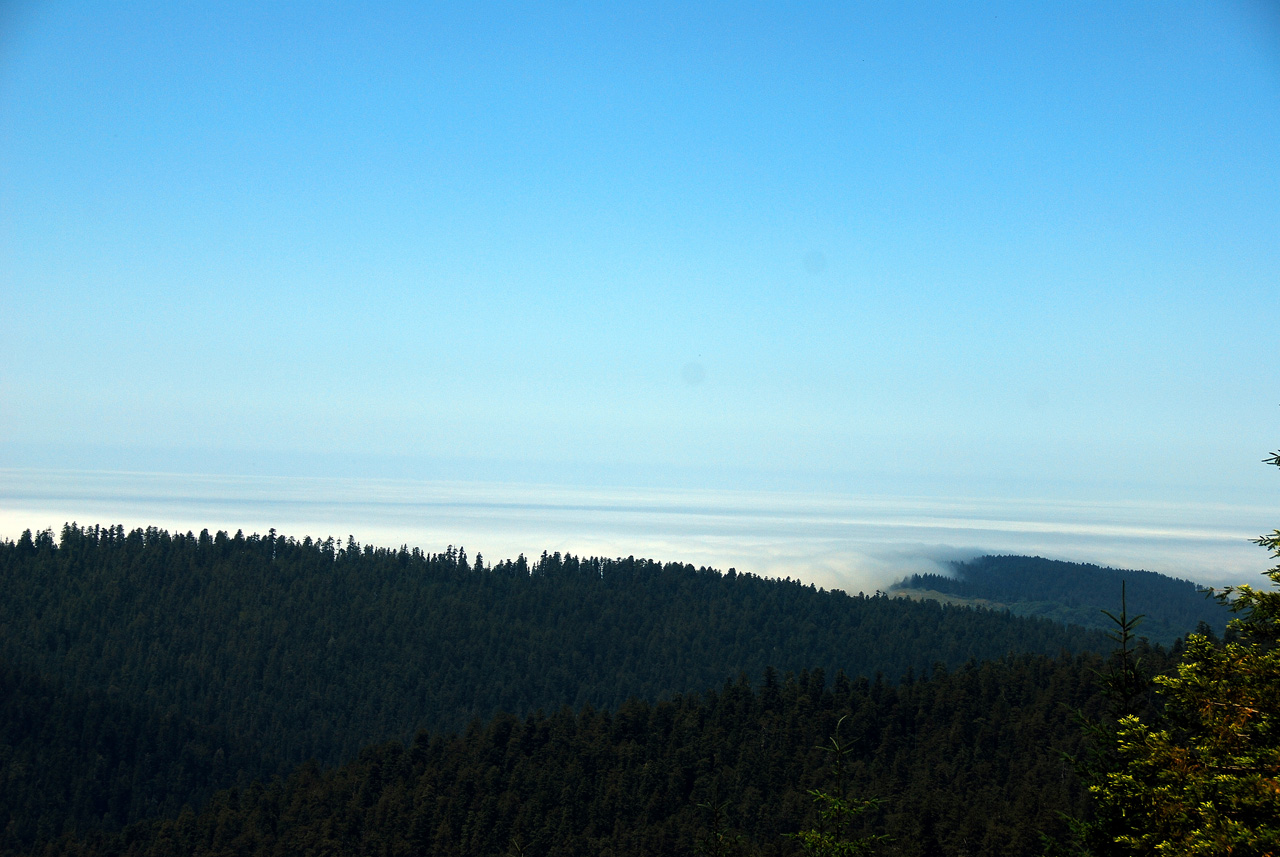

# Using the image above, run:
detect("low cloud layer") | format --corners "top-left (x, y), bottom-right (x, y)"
top-left (1, 469), bottom-right (1270, 592)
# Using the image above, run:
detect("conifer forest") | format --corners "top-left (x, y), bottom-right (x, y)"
top-left (3, 471), bottom-right (1277, 856)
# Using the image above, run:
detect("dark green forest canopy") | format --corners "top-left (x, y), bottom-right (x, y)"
top-left (895, 554), bottom-right (1229, 644)
top-left (0, 525), bottom-right (1113, 770)
top-left (0, 656), bottom-right (268, 853)
top-left (0, 525), bottom-right (1143, 855)
top-left (28, 653), bottom-right (1143, 857)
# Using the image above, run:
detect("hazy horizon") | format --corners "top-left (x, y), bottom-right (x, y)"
top-left (3, 3), bottom-right (1277, 584)
top-left (3, 467), bottom-right (1271, 594)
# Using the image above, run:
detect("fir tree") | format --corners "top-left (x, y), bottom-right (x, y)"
top-left (1087, 450), bottom-right (1280, 855)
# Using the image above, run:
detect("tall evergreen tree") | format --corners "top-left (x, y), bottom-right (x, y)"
top-left (787, 717), bottom-right (890, 856)
top-left (1087, 451), bottom-right (1280, 855)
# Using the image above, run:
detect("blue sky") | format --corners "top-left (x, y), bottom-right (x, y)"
top-left (2, 2), bottom-right (1278, 581)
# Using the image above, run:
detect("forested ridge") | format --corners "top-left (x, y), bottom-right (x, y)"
top-left (895, 554), bottom-right (1228, 644)
top-left (27, 653), bottom-right (1162, 857)
top-left (0, 525), bottom-right (1111, 768)
top-left (0, 524), bottom-right (1184, 855)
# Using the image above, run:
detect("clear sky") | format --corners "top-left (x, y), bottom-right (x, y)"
top-left (2, 2), bottom-right (1278, 583)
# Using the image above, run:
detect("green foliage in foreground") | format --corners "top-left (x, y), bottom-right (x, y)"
top-left (27, 654), bottom-right (1124, 857)
top-left (1085, 451), bottom-right (1280, 856)
top-left (787, 718), bottom-right (891, 857)
top-left (787, 793), bottom-right (884, 857)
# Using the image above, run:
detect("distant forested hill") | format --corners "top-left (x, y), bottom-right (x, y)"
top-left (31, 652), bottom-right (1142, 857)
top-left (893, 554), bottom-right (1230, 643)
top-left (0, 525), bottom-right (1110, 774)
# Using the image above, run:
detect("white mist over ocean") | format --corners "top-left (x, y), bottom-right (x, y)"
top-left (1, 468), bottom-right (1269, 593)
